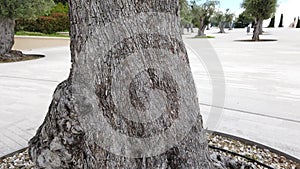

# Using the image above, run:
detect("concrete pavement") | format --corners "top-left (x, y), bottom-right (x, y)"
top-left (0, 40), bottom-right (71, 156)
top-left (0, 29), bottom-right (299, 159)
top-left (185, 28), bottom-right (300, 159)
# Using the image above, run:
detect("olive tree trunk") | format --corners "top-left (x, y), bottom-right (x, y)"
top-left (198, 17), bottom-right (207, 36)
top-left (29, 0), bottom-right (214, 168)
top-left (259, 20), bottom-right (263, 35)
top-left (252, 18), bottom-right (262, 41)
top-left (218, 22), bottom-right (225, 33)
top-left (0, 18), bottom-right (15, 56)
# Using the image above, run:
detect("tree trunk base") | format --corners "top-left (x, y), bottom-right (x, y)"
top-left (0, 18), bottom-right (15, 55)
top-left (0, 50), bottom-right (43, 62)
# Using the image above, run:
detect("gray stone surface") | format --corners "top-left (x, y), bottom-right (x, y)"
top-left (0, 28), bottom-right (299, 159)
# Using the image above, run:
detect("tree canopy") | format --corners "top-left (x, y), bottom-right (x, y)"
top-left (234, 11), bottom-right (253, 28)
top-left (242, 0), bottom-right (277, 41)
top-left (242, 0), bottom-right (277, 21)
top-left (53, 0), bottom-right (67, 4)
top-left (0, 0), bottom-right (54, 19)
top-left (191, 0), bottom-right (219, 27)
top-left (212, 9), bottom-right (234, 32)
top-left (180, 0), bottom-right (192, 25)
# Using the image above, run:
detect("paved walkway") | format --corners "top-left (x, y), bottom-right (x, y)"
top-left (185, 28), bottom-right (300, 159)
top-left (0, 38), bottom-right (71, 156)
top-left (0, 29), bottom-right (299, 159)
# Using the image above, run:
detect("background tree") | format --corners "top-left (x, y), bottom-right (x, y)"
top-left (15, 2), bottom-right (69, 34)
top-left (278, 13), bottom-right (284, 27)
top-left (180, 0), bottom-right (193, 33)
top-left (191, 0), bottom-right (219, 36)
top-left (268, 15), bottom-right (275, 28)
top-left (29, 0), bottom-right (219, 168)
top-left (226, 10), bottom-right (235, 30)
top-left (53, 0), bottom-right (67, 4)
top-left (212, 9), bottom-right (234, 33)
top-left (242, 0), bottom-right (277, 41)
top-left (213, 11), bottom-right (225, 33)
top-left (0, 0), bottom-right (54, 56)
top-left (234, 11), bottom-right (253, 28)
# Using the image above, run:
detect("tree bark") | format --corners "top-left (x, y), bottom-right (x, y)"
top-left (198, 17), bottom-right (207, 36)
top-left (252, 18), bottom-right (262, 41)
top-left (29, 0), bottom-right (214, 168)
top-left (0, 18), bottom-right (15, 56)
top-left (259, 20), bottom-right (263, 35)
top-left (218, 22), bottom-right (225, 33)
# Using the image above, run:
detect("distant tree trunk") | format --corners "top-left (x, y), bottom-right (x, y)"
top-left (278, 14), bottom-right (284, 27)
top-left (296, 17), bottom-right (300, 28)
top-left (228, 22), bottom-right (233, 30)
top-left (268, 16), bottom-right (275, 28)
top-left (0, 18), bottom-right (15, 56)
top-left (218, 22), bottom-right (225, 33)
top-left (206, 24), bottom-right (210, 30)
top-left (259, 20), bottom-right (263, 35)
top-left (29, 0), bottom-right (214, 168)
top-left (252, 18), bottom-right (262, 41)
top-left (198, 17), bottom-right (207, 36)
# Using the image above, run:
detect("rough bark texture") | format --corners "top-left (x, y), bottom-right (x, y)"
top-left (198, 17), bottom-right (206, 36)
top-left (29, 0), bottom-right (213, 168)
top-left (0, 18), bottom-right (15, 55)
top-left (259, 21), bottom-right (263, 35)
top-left (252, 18), bottom-right (262, 41)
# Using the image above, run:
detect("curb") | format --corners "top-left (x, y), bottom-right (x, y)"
top-left (0, 147), bottom-right (27, 161)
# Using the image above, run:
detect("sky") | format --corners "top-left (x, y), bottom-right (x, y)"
top-left (219, 0), bottom-right (287, 13)
top-left (219, 0), bottom-right (300, 27)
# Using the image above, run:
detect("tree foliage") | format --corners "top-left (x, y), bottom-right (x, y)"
top-left (242, 0), bottom-right (277, 21)
top-left (0, 0), bottom-right (54, 19)
top-left (191, 0), bottom-right (219, 27)
top-left (234, 11), bottom-right (253, 28)
top-left (212, 9), bottom-right (234, 32)
top-left (212, 9), bottom-right (234, 25)
top-left (179, 0), bottom-right (192, 25)
top-left (53, 0), bottom-right (67, 4)
top-left (242, 0), bottom-right (277, 40)
top-left (50, 2), bottom-right (68, 14)
top-left (15, 2), bottom-right (69, 33)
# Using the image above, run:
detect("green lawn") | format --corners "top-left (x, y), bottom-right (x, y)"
top-left (15, 31), bottom-right (69, 38)
top-left (193, 35), bottom-right (215, 39)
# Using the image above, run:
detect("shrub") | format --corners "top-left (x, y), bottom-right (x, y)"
top-left (16, 12), bottom-right (69, 34)
top-left (15, 2), bottom-right (69, 34)
top-left (51, 2), bottom-right (68, 14)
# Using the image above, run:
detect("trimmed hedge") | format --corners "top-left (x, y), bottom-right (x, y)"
top-left (16, 12), bottom-right (69, 34)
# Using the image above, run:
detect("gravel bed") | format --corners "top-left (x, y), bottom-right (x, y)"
top-left (0, 50), bottom-right (43, 63)
top-left (207, 133), bottom-right (300, 169)
top-left (0, 133), bottom-right (299, 169)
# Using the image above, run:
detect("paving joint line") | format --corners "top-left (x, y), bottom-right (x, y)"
top-left (200, 103), bottom-right (300, 124)
top-left (0, 75), bottom-right (60, 83)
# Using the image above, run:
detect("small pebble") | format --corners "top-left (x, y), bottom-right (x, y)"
top-left (0, 133), bottom-right (299, 168)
